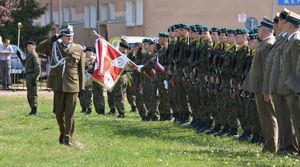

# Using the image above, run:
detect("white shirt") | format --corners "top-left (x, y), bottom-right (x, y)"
top-left (0, 44), bottom-right (13, 61)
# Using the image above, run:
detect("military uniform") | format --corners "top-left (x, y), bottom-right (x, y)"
top-left (17, 42), bottom-right (41, 115)
top-left (36, 25), bottom-right (85, 145)
top-left (278, 13), bottom-right (300, 153)
top-left (248, 18), bottom-right (277, 152)
top-left (79, 51), bottom-right (96, 114)
top-left (126, 52), bottom-right (137, 112)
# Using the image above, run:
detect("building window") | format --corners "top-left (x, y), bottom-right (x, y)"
top-left (100, 4), bottom-right (108, 21)
top-left (108, 3), bottom-right (116, 21)
top-left (126, 0), bottom-right (143, 27)
top-left (70, 7), bottom-right (76, 22)
top-left (63, 8), bottom-right (70, 22)
top-left (84, 5), bottom-right (97, 28)
top-left (136, 0), bottom-right (143, 26)
top-left (53, 11), bottom-right (59, 25)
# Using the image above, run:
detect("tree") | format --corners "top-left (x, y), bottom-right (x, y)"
top-left (0, 0), bottom-right (52, 50)
top-left (0, 0), bottom-right (19, 26)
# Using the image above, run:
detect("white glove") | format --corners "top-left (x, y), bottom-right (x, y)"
top-left (137, 65), bottom-right (145, 72)
top-left (163, 80), bottom-right (168, 90)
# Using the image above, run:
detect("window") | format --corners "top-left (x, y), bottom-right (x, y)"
top-left (53, 11), bottom-right (59, 25)
top-left (63, 8), bottom-right (70, 22)
top-left (108, 3), bottom-right (116, 21)
top-left (126, 0), bottom-right (143, 26)
top-left (100, 4), bottom-right (108, 21)
top-left (84, 5), bottom-right (97, 28)
top-left (70, 7), bottom-right (76, 21)
top-left (136, 0), bottom-right (143, 26)
top-left (84, 6), bottom-right (90, 28)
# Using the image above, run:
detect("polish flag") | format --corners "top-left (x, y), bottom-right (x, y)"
top-left (93, 38), bottom-right (136, 91)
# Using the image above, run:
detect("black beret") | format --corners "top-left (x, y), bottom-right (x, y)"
top-left (119, 42), bottom-right (130, 49)
top-left (26, 40), bottom-right (36, 46)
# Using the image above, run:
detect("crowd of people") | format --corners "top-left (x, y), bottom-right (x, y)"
top-left (12, 8), bottom-right (300, 153)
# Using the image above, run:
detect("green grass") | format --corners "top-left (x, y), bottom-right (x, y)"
top-left (0, 92), bottom-right (299, 167)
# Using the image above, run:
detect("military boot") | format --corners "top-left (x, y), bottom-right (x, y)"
top-left (228, 128), bottom-right (239, 138)
top-left (85, 108), bottom-right (92, 115)
top-left (215, 126), bottom-right (230, 137)
top-left (205, 124), bottom-right (222, 135)
top-left (28, 107), bottom-right (37, 115)
top-left (130, 106), bottom-right (137, 112)
top-left (238, 130), bottom-right (252, 141)
top-left (251, 132), bottom-right (260, 144)
top-left (81, 107), bottom-right (87, 113)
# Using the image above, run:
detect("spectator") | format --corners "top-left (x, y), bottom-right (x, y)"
top-left (0, 39), bottom-right (13, 89)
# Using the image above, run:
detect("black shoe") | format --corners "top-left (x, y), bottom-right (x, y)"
top-left (28, 107), bottom-right (37, 116)
top-left (108, 110), bottom-right (116, 116)
top-left (228, 128), bottom-right (239, 137)
top-left (81, 107), bottom-right (87, 113)
top-left (238, 130), bottom-right (252, 141)
top-left (159, 114), bottom-right (166, 121)
top-left (179, 113), bottom-right (190, 124)
top-left (215, 128), bottom-right (230, 137)
top-left (130, 106), bottom-right (137, 112)
top-left (59, 134), bottom-right (64, 144)
top-left (85, 108), bottom-right (92, 115)
top-left (118, 113), bottom-right (125, 118)
top-left (251, 132), bottom-right (260, 144)
top-left (150, 115), bottom-right (159, 121)
top-left (205, 125), bottom-right (222, 135)
top-left (64, 140), bottom-right (73, 146)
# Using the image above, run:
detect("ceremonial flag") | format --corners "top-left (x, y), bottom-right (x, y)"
top-left (92, 37), bottom-right (136, 91)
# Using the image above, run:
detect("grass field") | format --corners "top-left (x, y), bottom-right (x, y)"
top-left (0, 91), bottom-right (299, 167)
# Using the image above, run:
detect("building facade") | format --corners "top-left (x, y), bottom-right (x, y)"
top-left (37, 0), bottom-right (300, 46)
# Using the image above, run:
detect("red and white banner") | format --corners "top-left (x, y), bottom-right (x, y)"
top-left (93, 38), bottom-right (135, 91)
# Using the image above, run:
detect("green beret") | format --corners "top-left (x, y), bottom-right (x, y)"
top-left (286, 11), bottom-right (300, 26)
top-left (235, 28), bottom-right (247, 35)
top-left (179, 23), bottom-right (189, 29)
top-left (227, 29), bottom-right (236, 35)
top-left (219, 28), bottom-right (227, 34)
top-left (210, 27), bottom-right (219, 33)
top-left (142, 38), bottom-right (155, 44)
top-left (201, 26), bottom-right (210, 32)
top-left (248, 33), bottom-right (257, 40)
top-left (158, 32), bottom-right (169, 38)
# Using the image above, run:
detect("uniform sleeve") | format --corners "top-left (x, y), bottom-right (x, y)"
top-left (262, 51), bottom-right (273, 93)
top-left (33, 55), bottom-right (41, 79)
top-left (294, 40), bottom-right (300, 78)
top-left (36, 38), bottom-right (52, 56)
top-left (79, 50), bottom-right (85, 90)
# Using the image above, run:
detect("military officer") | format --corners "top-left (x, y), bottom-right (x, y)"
top-left (36, 25), bottom-right (85, 146)
top-left (16, 41), bottom-right (41, 115)
top-left (278, 11), bottom-right (300, 154)
top-left (248, 17), bottom-right (278, 153)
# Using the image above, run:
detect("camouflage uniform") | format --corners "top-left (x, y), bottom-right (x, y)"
top-left (126, 52), bottom-right (137, 112)
top-left (111, 74), bottom-right (127, 117)
top-left (18, 51), bottom-right (41, 114)
top-left (132, 49), bottom-right (148, 120)
top-left (79, 55), bottom-right (95, 114)
top-left (156, 45), bottom-right (171, 120)
top-left (140, 52), bottom-right (159, 121)
top-left (92, 81), bottom-right (105, 114)
top-left (172, 37), bottom-right (191, 123)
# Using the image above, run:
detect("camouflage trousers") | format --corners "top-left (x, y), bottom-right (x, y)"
top-left (109, 77), bottom-right (127, 115)
top-left (142, 79), bottom-right (159, 117)
top-left (157, 77), bottom-right (171, 115)
top-left (92, 82), bottom-right (105, 114)
top-left (126, 84), bottom-right (137, 110)
top-left (172, 68), bottom-right (190, 115)
top-left (26, 74), bottom-right (38, 108)
top-left (219, 87), bottom-right (239, 129)
top-left (209, 88), bottom-right (223, 127)
top-left (133, 81), bottom-right (148, 118)
top-left (79, 85), bottom-right (93, 110)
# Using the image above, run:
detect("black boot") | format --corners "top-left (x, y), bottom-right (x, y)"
top-left (81, 107), bottom-right (87, 113)
top-left (85, 108), bottom-right (92, 115)
top-left (228, 128), bottom-right (239, 137)
top-left (238, 130), bottom-right (252, 141)
top-left (173, 113), bottom-right (179, 123)
top-left (159, 114), bottom-right (166, 121)
top-left (118, 113), bottom-right (125, 118)
top-left (164, 114), bottom-right (172, 121)
top-left (108, 109), bottom-right (116, 116)
top-left (205, 124), bottom-right (222, 135)
top-left (28, 107), bottom-right (37, 115)
top-left (251, 132), bottom-right (260, 144)
top-left (130, 106), bottom-right (137, 112)
top-left (59, 134), bottom-right (64, 144)
top-left (215, 126), bottom-right (230, 137)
